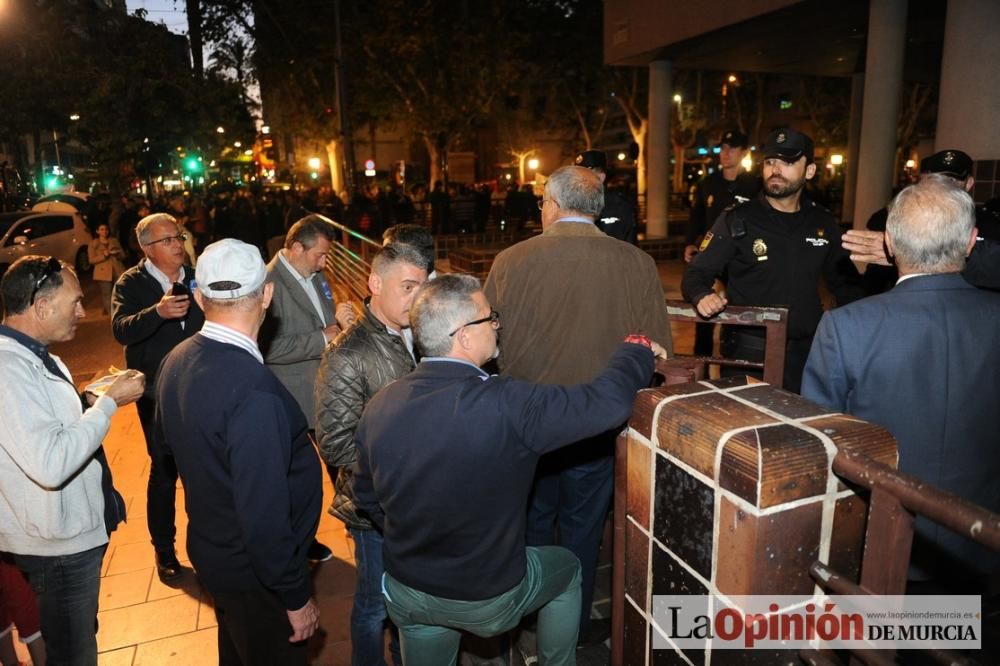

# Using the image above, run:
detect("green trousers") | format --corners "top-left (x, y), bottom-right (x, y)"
top-left (382, 545), bottom-right (582, 666)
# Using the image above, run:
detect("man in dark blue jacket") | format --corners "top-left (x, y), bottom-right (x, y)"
top-left (352, 274), bottom-right (665, 666)
top-left (155, 239), bottom-right (322, 664)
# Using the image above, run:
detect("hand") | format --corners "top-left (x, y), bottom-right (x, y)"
top-left (323, 323), bottom-right (342, 342)
top-left (103, 370), bottom-right (145, 406)
top-left (335, 301), bottom-right (357, 329)
top-left (649, 339), bottom-right (669, 360)
top-left (103, 250), bottom-right (111, 258)
top-left (695, 293), bottom-right (727, 318)
top-left (156, 293), bottom-right (190, 320)
top-left (842, 230), bottom-right (891, 266)
top-left (683, 244), bottom-right (699, 263)
top-left (286, 598), bottom-right (320, 642)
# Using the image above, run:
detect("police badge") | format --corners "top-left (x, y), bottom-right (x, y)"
top-left (753, 238), bottom-right (768, 261)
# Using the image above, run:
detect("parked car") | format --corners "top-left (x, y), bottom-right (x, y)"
top-left (0, 201), bottom-right (94, 277)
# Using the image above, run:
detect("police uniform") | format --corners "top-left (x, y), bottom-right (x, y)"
top-left (596, 188), bottom-right (637, 243)
top-left (686, 170), bottom-right (760, 247)
top-left (681, 191), bottom-right (859, 392)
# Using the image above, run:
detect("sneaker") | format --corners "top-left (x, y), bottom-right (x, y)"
top-left (307, 539), bottom-right (333, 563)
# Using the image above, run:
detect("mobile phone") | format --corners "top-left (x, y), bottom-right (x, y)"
top-left (170, 282), bottom-right (189, 297)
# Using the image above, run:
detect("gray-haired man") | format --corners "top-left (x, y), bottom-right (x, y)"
top-left (352, 274), bottom-right (665, 665)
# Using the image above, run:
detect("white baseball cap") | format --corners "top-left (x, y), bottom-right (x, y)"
top-left (195, 239), bottom-right (266, 299)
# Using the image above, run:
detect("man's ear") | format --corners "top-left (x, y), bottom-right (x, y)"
top-left (966, 227), bottom-right (979, 257)
top-left (885, 231), bottom-right (896, 259)
top-left (368, 272), bottom-right (382, 296)
top-left (262, 281), bottom-right (275, 309)
top-left (193, 290), bottom-right (205, 310)
top-left (805, 163), bottom-right (817, 180)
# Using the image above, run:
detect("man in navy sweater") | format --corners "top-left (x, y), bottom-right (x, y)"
top-left (155, 239), bottom-right (322, 665)
top-left (352, 274), bottom-right (666, 666)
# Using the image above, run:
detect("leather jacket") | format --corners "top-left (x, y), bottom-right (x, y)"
top-left (314, 303), bottom-right (416, 530)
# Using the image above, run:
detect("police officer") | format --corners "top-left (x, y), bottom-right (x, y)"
top-left (574, 150), bottom-right (638, 243)
top-left (862, 149), bottom-right (999, 295)
top-left (685, 129), bottom-right (760, 355)
top-left (681, 128), bottom-right (859, 393)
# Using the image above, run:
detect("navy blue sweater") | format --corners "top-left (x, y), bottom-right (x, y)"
top-left (155, 336), bottom-right (322, 610)
top-left (352, 342), bottom-right (653, 601)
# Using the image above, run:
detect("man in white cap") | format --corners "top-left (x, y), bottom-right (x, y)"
top-left (155, 239), bottom-right (322, 664)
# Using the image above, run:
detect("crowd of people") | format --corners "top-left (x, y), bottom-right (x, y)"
top-left (0, 133), bottom-right (998, 666)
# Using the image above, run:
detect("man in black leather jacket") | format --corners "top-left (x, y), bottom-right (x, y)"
top-left (313, 241), bottom-right (428, 666)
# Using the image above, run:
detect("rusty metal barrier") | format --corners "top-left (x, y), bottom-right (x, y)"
top-left (805, 449), bottom-right (1000, 665)
top-left (665, 299), bottom-right (789, 387)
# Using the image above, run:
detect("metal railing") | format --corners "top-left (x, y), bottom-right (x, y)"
top-left (665, 299), bottom-right (789, 388)
top-left (312, 213), bottom-right (382, 304)
top-left (802, 450), bottom-right (1000, 665)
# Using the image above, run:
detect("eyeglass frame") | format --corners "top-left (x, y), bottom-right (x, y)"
top-left (448, 309), bottom-right (500, 337)
top-left (143, 232), bottom-right (189, 248)
top-left (30, 257), bottom-right (63, 305)
top-left (536, 198), bottom-right (557, 211)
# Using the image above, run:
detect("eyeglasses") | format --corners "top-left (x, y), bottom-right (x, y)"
top-left (144, 232), bottom-right (188, 248)
top-left (30, 257), bottom-right (62, 305)
top-left (448, 309), bottom-right (500, 337)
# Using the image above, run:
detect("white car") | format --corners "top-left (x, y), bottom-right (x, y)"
top-left (0, 201), bottom-right (94, 276)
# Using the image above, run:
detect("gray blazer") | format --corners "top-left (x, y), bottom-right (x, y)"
top-left (259, 254), bottom-right (336, 428)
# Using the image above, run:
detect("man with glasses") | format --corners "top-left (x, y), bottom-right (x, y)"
top-left (0, 255), bottom-right (145, 665)
top-left (351, 274), bottom-right (665, 666)
top-left (111, 213), bottom-right (205, 582)
top-left (484, 165), bottom-right (670, 653)
top-left (314, 241), bottom-right (429, 666)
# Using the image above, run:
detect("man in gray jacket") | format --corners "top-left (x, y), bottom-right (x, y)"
top-left (0, 256), bottom-right (144, 665)
top-left (259, 215), bottom-right (354, 563)
top-left (314, 241), bottom-right (428, 666)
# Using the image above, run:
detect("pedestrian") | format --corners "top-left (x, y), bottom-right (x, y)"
top-left (483, 165), bottom-right (671, 653)
top-left (681, 128), bottom-right (860, 392)
top-left (574, 150), bottom-right (638, 243)
top-left (111, 213), bottom-right (205, 582)
top-left (259, 215), bottom-right (355, 564)
top-left (803, 176), bottom-right (1000, 592)
top-left (0, 255), bottom-right (144, 665)
top-left (314, 241), bottom-right (430, 666)
top-left (352, 274), bottom-right (666, 666)
top-left (156, 239), bottom-right (322, 665)
top-left (88, 222), bottom-right (126, 316)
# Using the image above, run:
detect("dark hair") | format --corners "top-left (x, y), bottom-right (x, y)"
top-left (382, 224), bottom-right (435, 273)
top-left (285, 214), bottom-right (337, 250)
top-left (1, 255), bottom-right (68, 316)
top-left (371, 242), bottom-right (432, 278)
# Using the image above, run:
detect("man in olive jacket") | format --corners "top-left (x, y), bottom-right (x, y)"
top-left (313, 241), bottom-right (428, 666)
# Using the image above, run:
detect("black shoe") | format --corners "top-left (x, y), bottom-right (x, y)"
top-left (155, 550), bottom-right (182, 582)
top-left (307, 539), bottom-right (333, 563)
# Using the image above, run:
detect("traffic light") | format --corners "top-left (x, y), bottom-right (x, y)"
top-left (184, 156), bottom-right (203, 174)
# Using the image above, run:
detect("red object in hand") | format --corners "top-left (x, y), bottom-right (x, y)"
top-left (624, 334), bottom-right (652, 349)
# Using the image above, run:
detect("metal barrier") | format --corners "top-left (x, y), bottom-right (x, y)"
top-left (803, 449), bottom-right (1000, 665)
top-left (665, 299), bottom-right (789, 388)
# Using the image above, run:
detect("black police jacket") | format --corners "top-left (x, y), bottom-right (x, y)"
top-left (681, 192), bottom-right (860, 340)
top-left (687, 170), bottom-right (760, 245)
top-left (595, 189), bottom-right (637, 243)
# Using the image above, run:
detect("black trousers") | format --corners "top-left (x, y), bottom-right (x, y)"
top-left (213, 583), bottom-right (309, 666)
top-left (720, 328), bottom-right (812, 394)
top-left (135, 396), bottom-right (179, 553)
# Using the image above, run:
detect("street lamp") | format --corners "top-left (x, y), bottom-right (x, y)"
top-left (234, 141), bottom-right (242, 148)
top-left (617, 152), bottom-right (627, 161)
top-left (308, 157), bottom-right (322, 171)
top-left (527, 158), bottom-right (539, 171)
top-left (69, 113), bottom-right (80, 121)
top-left (830, 154), bottom-right (844, 166)
top-left (216, 126), bottom-right (225, 134)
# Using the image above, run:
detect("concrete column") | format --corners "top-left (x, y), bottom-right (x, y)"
top-left (853, 0), bottom-right (908, 228)
top-left (842, 72), bottom-right (864, 225)
top-left (935, 0), bottom-right (1000, 160)
top-left (646, 60), bottom-right (672, 238)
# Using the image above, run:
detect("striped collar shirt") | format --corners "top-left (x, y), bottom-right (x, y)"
top-left (198, 321), bottom-right (264, 364)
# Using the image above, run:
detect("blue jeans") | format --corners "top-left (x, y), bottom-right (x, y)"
top-left (14, 544), bottom-right (107, 666)
top-left (526, 438), bottom-right (615, 636)
top-left (349, 528), bottom-right (401, 666)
